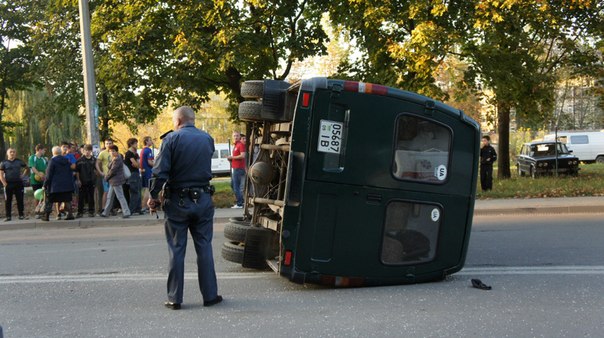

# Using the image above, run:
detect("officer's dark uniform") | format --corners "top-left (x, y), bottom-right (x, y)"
top-left (480, 144), bottom-right (497, 191)
top-left (150, 123), bottom-right (218, 305)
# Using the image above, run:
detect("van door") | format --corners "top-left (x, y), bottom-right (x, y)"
top-left (291, 87), bottom-right (477, 281)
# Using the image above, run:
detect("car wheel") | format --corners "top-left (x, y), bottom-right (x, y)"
top-left (517, 164), bottom-right (525, 177)
top-left (238, 101), bottom-right (263, 121)
top-left (596, 156), bottom-right (604, 164)
top-left (221, 241), bottom-right (244, 264)
top-left (241, 80), bottom-right (264, 99)
top-left (530, 166), bottom-right (537, 179)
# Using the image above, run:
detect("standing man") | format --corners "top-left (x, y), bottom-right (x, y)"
top-left (95, 138), bottom-right (114, 214)
top-left (0, 148), bottom-right (28, 221)
top-left (140, 136), bottom-right (155, 213)
top-left (480, 135), bottom-right (497, 191)
top-left (124, 138), bottom-right (142, 215)
top-left (147, 106), bottom-right (222, 310)
top-left (227, 131), bottom-right (246, 209)
top-left (75, 144), bottom-right (97, 217)
top-left (29, 144), bottom-right (48, 217)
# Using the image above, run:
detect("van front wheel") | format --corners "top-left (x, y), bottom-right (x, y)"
top-left (596, 156), bottom-right (604, 164)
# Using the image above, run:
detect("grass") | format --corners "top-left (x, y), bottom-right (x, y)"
top-left (211, 179), bottom-right (236, 208)
top-left (477, 163), bottom-right (604, 199)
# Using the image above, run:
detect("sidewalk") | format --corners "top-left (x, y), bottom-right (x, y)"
top-left (474, 196), bottom-right (604, 216)
top-left (1, 197), bottom-right (602, 230)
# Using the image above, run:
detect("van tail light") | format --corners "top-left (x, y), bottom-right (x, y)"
top-left (301, 92), bottom-right (311, 108)
top-left (284, 250), bottom-right (293, 266)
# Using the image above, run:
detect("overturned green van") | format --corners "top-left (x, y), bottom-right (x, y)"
top-left (222, 78), bottom-right (480, 286)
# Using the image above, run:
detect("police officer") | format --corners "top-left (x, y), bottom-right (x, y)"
top-left (147, 106), bottom-right (222, 310)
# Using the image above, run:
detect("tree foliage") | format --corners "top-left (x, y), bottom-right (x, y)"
top-left (91, 0), bottom-right (329, 121)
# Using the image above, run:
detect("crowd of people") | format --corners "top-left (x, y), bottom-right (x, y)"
top-left (0, 136), bottom-right (157, 222)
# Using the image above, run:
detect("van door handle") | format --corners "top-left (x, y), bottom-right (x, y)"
top-left (366, 193), bottom-right (382, 203)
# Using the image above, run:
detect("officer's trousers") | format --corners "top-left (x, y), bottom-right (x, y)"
top-left (164, 193), bottom-right (218, 303)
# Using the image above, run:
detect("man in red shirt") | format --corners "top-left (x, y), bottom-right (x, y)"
top-left (227, 131), bottom-right (246, 208)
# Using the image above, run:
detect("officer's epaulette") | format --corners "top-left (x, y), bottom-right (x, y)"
top-left (159, 130), bottom-right (173, 140)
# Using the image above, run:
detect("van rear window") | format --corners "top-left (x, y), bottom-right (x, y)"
top-left (381, 201), bottom-right (440, 265)
top-left (392, 115), bottom-right (451, 183)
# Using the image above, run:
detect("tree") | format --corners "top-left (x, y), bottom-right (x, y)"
top-left (0, 0), bottom-right (37, 160)
top-left (461, 0), bottom-right (604, 178)
top-left (91, 0), bottom-right (329, 121)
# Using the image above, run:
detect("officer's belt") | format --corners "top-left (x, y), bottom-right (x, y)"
top-left (171, 186), bottom-right (210, 194)
top-left (169, 185), bottom-right (214, 199)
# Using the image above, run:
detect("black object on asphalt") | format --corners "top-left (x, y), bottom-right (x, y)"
top-left (471, 278), bottom-right (492, 290)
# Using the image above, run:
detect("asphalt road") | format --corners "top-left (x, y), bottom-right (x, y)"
top-left (1, 214), bottom-right (603, 337)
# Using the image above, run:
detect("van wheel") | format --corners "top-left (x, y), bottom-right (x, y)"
top-left (241, 80), bottom-right (264, 99)
top-left (596, 156), bottom-right (604, 164)
top-left (221, 242), bottom-right (244, 264)
top-left (224, 222), bottom-right (250, 243)
top-left (238, 101), bottom-right (263, 121)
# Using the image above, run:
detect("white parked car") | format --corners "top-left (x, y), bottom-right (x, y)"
top-left (211, 143), bottom-right (231, 176)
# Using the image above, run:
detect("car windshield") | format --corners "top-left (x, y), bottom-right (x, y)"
top-left (530, 143), bottom-right (569, 156)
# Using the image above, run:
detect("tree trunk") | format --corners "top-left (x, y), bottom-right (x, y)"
top-left (497, 101), bottom-right (511, 179)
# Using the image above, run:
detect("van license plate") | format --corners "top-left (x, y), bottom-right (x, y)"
top-left (318, 120), bottom-right (343, 154)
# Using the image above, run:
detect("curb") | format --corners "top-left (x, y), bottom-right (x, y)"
top-left (475, 205), bottom-right (604, 216)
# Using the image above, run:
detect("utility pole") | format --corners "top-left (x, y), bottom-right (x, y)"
top-left (78, 0), bottom-right (100, 153)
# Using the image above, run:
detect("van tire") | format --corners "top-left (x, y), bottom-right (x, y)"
top-left (596, 156), bottom-right (604, 164)
top-left (221, 242), bottom-right (244, 264)
top-left (224, 222), bottom-right (250, 243)
top-left (239, 101), bottom-right (263, 121)
top-left (241, 80), bottom-right (264, 99)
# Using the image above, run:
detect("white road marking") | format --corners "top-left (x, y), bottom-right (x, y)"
top-left (459, 265), bottom-right (604, 275)
top-left (0, 272), bottom-right (275, 284)
top-left (2, 266), bottom-right (604, 284)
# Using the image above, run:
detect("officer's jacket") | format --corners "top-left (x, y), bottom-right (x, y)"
top-left (152, 123), bottom-right (215, 193)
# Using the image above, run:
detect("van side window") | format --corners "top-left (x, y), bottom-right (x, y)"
top-left (212, 150), bottom-right (219, 159)
top-left (381, 201), bottom-right (440, 265)
top-left (393, 115), bottom-right (451, 183)
top-left (570, 135), bottom-right (588, 144)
